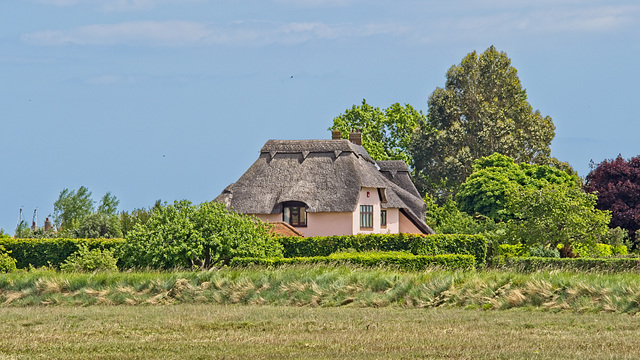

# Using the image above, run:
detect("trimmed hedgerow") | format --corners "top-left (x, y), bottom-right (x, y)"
top-left (503, 257), bottom-right (640, 273)
top-left (230, 252), bottom-right (476, 271)
top-left (410, 234), bottom-right (486, 267)
top-left (276, 233), bottom-right (487, 266)
top-left (0, 238), bottom-right (125, 269)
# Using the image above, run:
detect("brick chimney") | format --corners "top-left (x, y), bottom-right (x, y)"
top-left (348, 130), bottom-right (362, 145)
top-left (331, 129), bottom-right (342, 140)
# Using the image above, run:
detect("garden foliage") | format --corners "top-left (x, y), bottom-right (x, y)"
top-left (60, 245), bottom-right (118, 272)
top-left (120, 200), bottom-right (283, 269)
top-left (0, 245), bottom-right (17, 273)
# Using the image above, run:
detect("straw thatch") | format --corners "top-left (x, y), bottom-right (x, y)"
top-left (215, 139), bottom-right (433, 234)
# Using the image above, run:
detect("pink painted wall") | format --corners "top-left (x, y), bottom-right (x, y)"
top-left (398, 212), bottom-right (422, 234)
top-left (301, 212), bottom-right (353, 237)
top-left (253, 212), bottom-right (352, 237)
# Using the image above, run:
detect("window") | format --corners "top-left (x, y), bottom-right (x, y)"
top-left (380, 210), bottom-right (387, 227)
top-left (283, 202), bottom-right (307, 227)
top-left (360, 205), bottom-right (373, 229)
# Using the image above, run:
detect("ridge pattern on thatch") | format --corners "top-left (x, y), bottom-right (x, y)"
top-left (215, 139), bottom-right (432, 233)
top-left (377, 160), bottom-right (422, 198)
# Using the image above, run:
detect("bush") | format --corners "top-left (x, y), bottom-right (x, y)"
top-left (120, 200), bottom-right (283, 270)
top-left (498, 244), bottom-right (529, 257)
top-left (230, 252), bottom-right (476, 271)
top-left (60, 245), bottom-right (118, 272)
top-left (74, 213), bottom-right (123, 238)
top-left (503, 257), bottom-right (640, 272)
top-left (528, 244), bottom-right (560, 258)
top-left (276, 233), bottom-right (487, 266)
top-left (0, 245), bottom-right (17, 273)
top-left (0, 238), bottom-right (125, 269)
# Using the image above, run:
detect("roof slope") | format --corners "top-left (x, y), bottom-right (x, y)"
top-left (215, 139), bottom-right (434, 234)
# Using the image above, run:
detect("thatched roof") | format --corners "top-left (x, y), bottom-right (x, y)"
top-left (215, 139), bottom-right (433, 234)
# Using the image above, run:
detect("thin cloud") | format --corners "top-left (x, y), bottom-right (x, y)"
top-left (35, 0), bottom-right (205, 11)
top-left (22, 20), bottom-right (407, 47)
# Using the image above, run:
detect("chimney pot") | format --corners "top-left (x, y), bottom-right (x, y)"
top-left (331, 130), bottom-right (342, 140)
top-left (348, 130), bottom-right (362, 145)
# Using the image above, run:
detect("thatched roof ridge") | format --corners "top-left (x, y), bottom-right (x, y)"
top-left (262, 139), bottom-right (375, 164)
top-left (376, 160), bottom-right (422, 198)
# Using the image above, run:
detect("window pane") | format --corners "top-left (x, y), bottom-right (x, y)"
top-left (381, 210), bottom-right (387, 226)
top-left (360, 205), bottom-right (373, 228)
top-left (284, 207), bottom-right (290, 223)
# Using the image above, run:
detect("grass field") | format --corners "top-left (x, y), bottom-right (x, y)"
top-left (1, 304), bottom-right (640, 359)
top-left (3, 266), bottom-right (640, 312)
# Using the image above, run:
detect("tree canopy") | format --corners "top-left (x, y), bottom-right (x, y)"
top-left (53, 186), bottom-right (95, 231)
top-left (456, 153), bottom-right (578, 221)
top-left (329, 99), bottom-right (427, 165)
top-left (585, 155), bottom-right (640, 246)
top-left (411, 46), bottom-right (556, 198)
top-left (503, 184), bottom-right (611, 249)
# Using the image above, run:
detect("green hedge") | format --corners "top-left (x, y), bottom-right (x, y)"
top-left (503, 257), bottom-right (640, 272)
top-left (410, 234), bottom-right (486, 267)
top-left (0, 238), bottom-right (125, 269)
top-left (230, 252), bottom-right (476, 271)
top-left (276, 233), bottom-right (487, 266)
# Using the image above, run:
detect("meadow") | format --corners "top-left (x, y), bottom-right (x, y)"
top-left (2, 304), bottom-right (640, 359)
top-left (3, 266), bottom-right (640, 358)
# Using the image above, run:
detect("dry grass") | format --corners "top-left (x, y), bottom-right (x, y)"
top-left (0, 304), bottom-right (640, 359)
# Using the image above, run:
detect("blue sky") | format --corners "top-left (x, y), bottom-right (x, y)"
top-left (1, 0), bottom-right (639, 233)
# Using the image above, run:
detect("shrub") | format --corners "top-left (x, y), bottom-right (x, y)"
top-left (410, 234), bottom-right (487, 267)
top-left (528, 244), bottom-right (560, 258)
top-left (74, 213), bottom-right (123, 238)
top-left (497, 244), bottom-right (529, 258)
top-left (230, 252), bottom-right (476, 271)
top-left (0, 245), bottom-right (17, 273)
top-left (0, 238), bottom-right (125, 269)
top-left (60, 245), bottom-right (118, 272)
top-left (120, 200), bottom-right (283, 270)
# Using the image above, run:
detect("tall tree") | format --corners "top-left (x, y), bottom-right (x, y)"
top-left (584, 155), bottom-right (640, 246)
top-left (411, 46), bottom-right (556, 198)
top-left (329, 99), bottom-right (428, 165)
top-left (53, 186), bottom-right (95, 231)
top-left (97, 192), bottom-right (120, 216)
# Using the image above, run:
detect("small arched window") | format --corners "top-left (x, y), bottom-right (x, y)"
top-left (283, 201), bottom-right (307, 227)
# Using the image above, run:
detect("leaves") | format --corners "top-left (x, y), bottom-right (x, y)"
top-left (411, 46), bottom-right (556, 198)
top-left (584, 154), bottom-right (640, 246)
top-left (120, 200), bottom-right (283, 269)
top-left (329, 99), bottom-right (428, 166)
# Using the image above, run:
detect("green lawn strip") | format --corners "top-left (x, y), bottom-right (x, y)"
top-left (1, 305), bottom-right (639, 359)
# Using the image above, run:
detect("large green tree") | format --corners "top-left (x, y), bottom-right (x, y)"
top-left (456, 153), bottom-right (578, 221)
top-left (503, 184), bottom-right (611, 250)
top-left (53, 186), bottom-right (95, 232)
top-left (411, 46), bottom-right (556, 198)
top-left (329, 99), bottom-right (427, 165)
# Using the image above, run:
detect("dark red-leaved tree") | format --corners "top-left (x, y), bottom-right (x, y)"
top-left (584, 155), bottom-right (640, 246)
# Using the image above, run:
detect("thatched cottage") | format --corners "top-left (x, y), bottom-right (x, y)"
top-left (215, 131), bottom-right (434, 237)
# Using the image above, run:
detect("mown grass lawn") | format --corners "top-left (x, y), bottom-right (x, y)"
top-left (1, 304), bottom-right (640, 359)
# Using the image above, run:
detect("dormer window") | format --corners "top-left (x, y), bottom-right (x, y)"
top-left (283, 201), bottom-right (307, 227)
